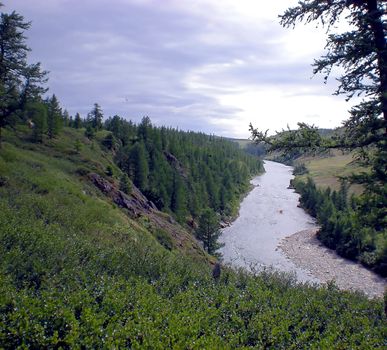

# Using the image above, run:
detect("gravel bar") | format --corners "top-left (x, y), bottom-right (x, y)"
top-left (279, 228), bottom-right (386, 299)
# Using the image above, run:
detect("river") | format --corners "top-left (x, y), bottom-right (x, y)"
top-left (220, 160), bottom-right (319, 283)
top-left (220, 160), bottom-right (387, 296)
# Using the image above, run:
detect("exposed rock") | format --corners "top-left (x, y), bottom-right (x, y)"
top-left (88, 172), bottom-right (208, 260)
top-left (163, 151), bottom-right (188, 179)
top-left (89, 172), bottom-right (156, 216)
top-left (220, 221), bottom-right (230, 229)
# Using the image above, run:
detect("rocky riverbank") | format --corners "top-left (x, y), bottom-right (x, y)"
top-left (279, 229), bottom-right (386, 298)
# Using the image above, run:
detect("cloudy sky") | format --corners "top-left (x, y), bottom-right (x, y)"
top-left (7, 0), bottom-right (356, 138)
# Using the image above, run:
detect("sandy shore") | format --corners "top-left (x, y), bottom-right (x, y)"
top-left (279, 228), bottom-right (386, 299)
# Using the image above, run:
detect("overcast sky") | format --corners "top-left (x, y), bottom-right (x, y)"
top-left (7, 0), bottom-right (356, 138)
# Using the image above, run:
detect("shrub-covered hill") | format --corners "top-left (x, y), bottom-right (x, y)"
top-left (0, 127), bottom-right (386, 348)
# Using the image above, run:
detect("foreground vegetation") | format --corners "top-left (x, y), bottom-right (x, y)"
top-left (0, 125), bottom-right (385, 348)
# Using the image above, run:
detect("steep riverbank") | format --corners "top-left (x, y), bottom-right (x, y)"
top-left (279, 229), bottom-right (386, 298)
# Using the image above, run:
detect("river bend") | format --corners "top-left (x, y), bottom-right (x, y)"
top-left (220, 160), bottom-right (318, 283)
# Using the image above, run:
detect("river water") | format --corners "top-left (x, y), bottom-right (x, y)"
top-left (220, 160), bottom-right (319, 283)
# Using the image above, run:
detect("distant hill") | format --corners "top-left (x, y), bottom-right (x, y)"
top-left (227, 137), bottom-right (267, 157)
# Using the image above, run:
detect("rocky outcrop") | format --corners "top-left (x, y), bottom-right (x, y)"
top-left (89, 172), bottom-right (157, 217)
top-left (163, 151), bottom-right (188, 179)
top-left (88, 172), bottom-right (210, 260)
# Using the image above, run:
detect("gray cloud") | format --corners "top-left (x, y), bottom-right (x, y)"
top-left (7, 0), bottom-right (337, 136)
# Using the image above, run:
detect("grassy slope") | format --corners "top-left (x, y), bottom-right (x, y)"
top-left (0, 126), bottom-right (208, 258)
top-left (295, 150), bottom-right (364, 194)
top-left (0, 128), bottom-right (385, 348)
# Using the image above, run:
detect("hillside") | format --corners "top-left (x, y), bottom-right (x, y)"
top-left (294, 150), bottom-right (364, 194)
top-left (0, 126), bottom-right (386, 348)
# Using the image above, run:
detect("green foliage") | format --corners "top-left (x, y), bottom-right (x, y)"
top-left (84, 125), bottom-right (95, 140)
top-left (0, 5), bottom-right (384, 346)
top-left (119, 173), bottom-right (132, 194)
top-left (293, 162), bottom-right (308, 175)
top-left (73, 112), bottom-right (82, 129)
top-left (105, 165), bottom-right (113, 177)
top-left (110, 116), bottom-right (263, 223)
top-left (86, 103), bottom-right (103, 131)
top-left (101, 132), bottom-right (117, 150)
top-left (293, 177), bottom-right (387, 276)
top-left (0, 128), bottom-right (385, 348)
top-left (171, 172), bottom-right (186, 221)
top-left (46, 94), bottom-right (62, 139)
top-left (0, 8), bottom-right (48, 144)
top-left (26, 101), bottom-right (47, 143)
top-left (74, 139), bottom-right (82, 154)
top-left (196, 208), bottom-right (223, 256)
top-left (152, 228), bottom-right (174, 250)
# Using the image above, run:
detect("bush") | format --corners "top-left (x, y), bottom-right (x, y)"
top-left (293, 163), bottom-right (308, 175)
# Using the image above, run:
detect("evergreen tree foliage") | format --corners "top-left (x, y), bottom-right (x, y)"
top-left (130, 141), bottom-right (149, 191)
top-left (74, 112), bottom-right (82, 129)
top-left (84, 125), bottom-right (95, 140)
top-left (46, 94), bottom-right (62, 139)
top-left (74, 139), bottom-right (82, 154)
top-left (26, 101), bottom-right (47, 143)
top-left (107, 116), bottom-right (263, 252)
top-left (119, 173), bottom-right (132, 194)
top-left (109, 117), bottom-right (263, 219)
top-left (87, 103), bottom-right (103, 131)
top-left (138, 116), bottom-right (152, 140)
top-left (171, 172), bottom-right (186, 220)
top-left (294, 177), bottom-right (387, 276)
top-left (196, 208), bottom-right (223, 255)
top-left (0, 5), bottom-right (385, 346)
top-left (62, 109), bottom-right (70, 127)
top-left (0, 7), bottom-right (48, 144)
top-left (101, 133), bottom-right (117, 150)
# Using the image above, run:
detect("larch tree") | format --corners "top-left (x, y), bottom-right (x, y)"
top-left (46, 94), bottom-right (62, 139)
top-left (130, 141), bottom-right (149, 191)
top-left (74, 112), bottom-right (82, 129)
top-left (0, 6), bottom-right (48, 145)
top-left (196, 208), bottom-right (223, 256)
top-left (87, 103), bottom-right (103, 131)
